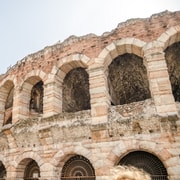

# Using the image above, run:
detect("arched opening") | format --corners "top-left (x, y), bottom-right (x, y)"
top-left (16, 158), bottom-right (40, 180)
top-left (61, 155), bottom-right (95, 180)
top-left (0, 161), bottom-right (6, 180)
top-left (30, 80), bottom-right (44, 114)
top-left (165, 41), bottom-right (180, 102)
top-left (108, 53), bottom-right (151, 105)
top-left (4, 86), bottom-right (14, 125)
top-left (0, 80), bottom-right (14, 126)
top-left (24, 160), bottom-right (40, 180)
top-left (62, 67), bottom-right (90, 112)
top-left (118, 151), bottom-right (168, 180)
top-left (20, 75), bottom-right (44, 119)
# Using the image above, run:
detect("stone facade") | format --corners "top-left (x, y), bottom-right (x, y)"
top-left (0, 10), bottom-right (180, 180)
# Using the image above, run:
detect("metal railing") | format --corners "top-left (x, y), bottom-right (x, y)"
top-left (0, 175), bottom-right (169, 180)
top-left (151, 175), bottom-right (168, 180)
top-left (61, 176), bottom-right (95, 180)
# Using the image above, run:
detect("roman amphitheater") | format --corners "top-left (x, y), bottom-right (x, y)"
top-left (0, 10), bottom-right (180, 180)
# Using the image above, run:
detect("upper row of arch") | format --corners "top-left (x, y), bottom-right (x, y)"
top-left (1, 25), bottom-right (179, 87)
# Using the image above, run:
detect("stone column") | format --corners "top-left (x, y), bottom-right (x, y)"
top-left (3, 128), bottom-right (18, 152)
top-left (89, 65), bottom-right (111, 124)
top-left (12, 87), bottom-right (21, 123)
top-left (13, 83), bottom-right (32, 122)
top-left (0, 87), bottom-right (6, 126)
top-left (6, 165), bottom-right (18, 180)
top-left (3, 128), bottom-right (19, 180)
top-left (144, 50), bottom-right (177, 116)
top-left (40, 163), bottom-right (58, 180)
top-left (43, 74), bottom-right (63, 117)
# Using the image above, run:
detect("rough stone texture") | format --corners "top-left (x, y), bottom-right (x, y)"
top-left (0, 10), bottom-right (180, 180)
top-left (165, 42), bottom-right (180, 101)
top-left (62, 67), bottom-right (90, 112)
top-left (4, 84), bottom-right (14, 125)
top-left (108, 53), bottom-right (151, 105)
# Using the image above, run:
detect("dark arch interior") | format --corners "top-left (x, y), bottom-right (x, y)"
top-left (5, 86), bottom-right (14, 109)
top-left (24, 159), bottom-right (40, 180)
top-left (108, 53), bottom-right (151, 105)
top-left (61, 155), bottom-right (95, 180)
top-left (62, 67), bottom-right (90, 112)
top-left (30, 80), bottom-right (44, 114)
top-left (165, 41), bottom-right (180, 102)
top-left (0, 162), bottom-right (6, 179)
top-left (118, 151), bottom-right (168, 180)
top-left (4, 86), bottom-right (14, 125)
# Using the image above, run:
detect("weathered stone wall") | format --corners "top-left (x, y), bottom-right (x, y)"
top-left (0, 10), bottom-right (180, 180)
top-left (3, 11), bottom-right (180, 79)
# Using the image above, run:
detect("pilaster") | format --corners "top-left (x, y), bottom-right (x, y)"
top-left (144, 50), bottom-right (177, 116)
top-left (88, 65), bottom-right (111, 124)
top-left (43, 75), bottom-right (62, 117)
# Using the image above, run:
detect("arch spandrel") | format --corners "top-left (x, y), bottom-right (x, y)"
top-left (97, 38), bottom-right (146, 69)
top-left (15, 152), bottom-right (44, 169)
top-left (0, 75), bottom-right (16, 89)
top-left (157, 25), bottom-right (180, 51)
top-left (50, 147), bottom-right (93, 168)
top-left (57, 54), bottom-right (90, 74)
top-left (49, 53), bottom-right (91, 83)
top-left (19, 70), bottom-right (47, 89)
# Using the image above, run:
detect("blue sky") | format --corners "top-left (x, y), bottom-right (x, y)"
top-left (0, 0), bottom-right (180, 74)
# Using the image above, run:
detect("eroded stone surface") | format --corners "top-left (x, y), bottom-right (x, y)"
top-left (165, 42), bottom-right (180, 101)
top-left (108, 53), bottom-right (151, 105)
top-left (62, 67), bottom-right (90, 112)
